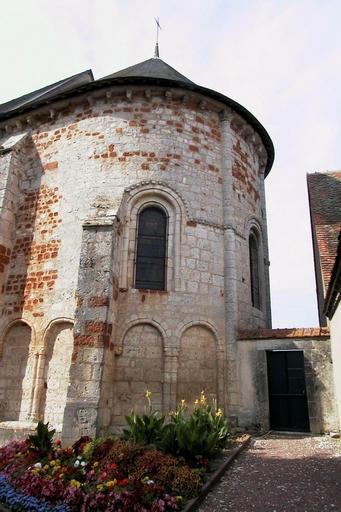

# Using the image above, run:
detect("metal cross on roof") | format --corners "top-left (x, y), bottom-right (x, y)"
top-left (154, 17), bottom-right (161, 58)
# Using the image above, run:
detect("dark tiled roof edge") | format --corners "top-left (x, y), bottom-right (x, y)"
top-left (0, 70), bottom-right (94, 116)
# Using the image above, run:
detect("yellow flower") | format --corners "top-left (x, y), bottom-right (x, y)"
top-left (194, 399), bottom-right (199, 406)
top-left (50, 460), bottom-right (56, 466)
top-left (181, 399), bottom-right (186, 407)
top-left (145, 389), bottom-right (152, 408)
top-left (70, 479), bottom-right (81, 489)
top-left (215, 408), bottom-right (223, 417)
top-left (200, 390), bottom-right (207, 404)
top-left (93, 461), bottom-right (99, 467)
top-left (43, 464), bottom-right (49, 471)
top-left (97, 484), bottom-right (105, 492)
top-left (106, 479), bottom-right (117, 489)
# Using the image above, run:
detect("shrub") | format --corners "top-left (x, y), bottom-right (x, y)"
top-left (102, 439), bottom-right (145, 472)
top-left (71, 436), bottom-right (92, 456)
top-left (0, 439), bottom-right (29, 470)
top-left (123, 391), bottom-right (230, 464)
top-left (82, 437), bottom-right (115, 462)
top-left (169, 465), bottom-right (202, 498)
top-left (172, 392), bottom-right (230, 462)
top-left (128, 449), bottom-right (201, 499)
top-left (28, 421), bottom-right (56, 455)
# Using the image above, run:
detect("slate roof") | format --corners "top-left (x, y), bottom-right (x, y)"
top-left (0, 57), bottom-right (274, 175)
top-left (0, 70), bottom-right (94, 117)
top-left (102, 57), bottom-right (194, 84)
top-left (307, 171), bottom-right (341, 325)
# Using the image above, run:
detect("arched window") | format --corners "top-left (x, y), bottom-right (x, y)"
top-left (249, 232), bottom-right (261, 309)
top-left (135, 206), bottom-right (167, 290)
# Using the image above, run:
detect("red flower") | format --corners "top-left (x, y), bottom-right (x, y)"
top-left (118, 478), bottom-right (129, 486)
top-left (109, 462), bottom-right (117, 470)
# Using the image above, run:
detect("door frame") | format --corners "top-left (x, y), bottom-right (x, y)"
top-left (266, 349), bottom-right (310, 432)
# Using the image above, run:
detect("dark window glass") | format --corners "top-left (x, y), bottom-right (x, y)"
top-left (135, 207), bottom-right (167, 290)
top-left (249, 233), bottom-right (261, 309)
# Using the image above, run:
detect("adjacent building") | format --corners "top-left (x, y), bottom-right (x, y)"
top-left (308, 171), bottom-right (341, 430)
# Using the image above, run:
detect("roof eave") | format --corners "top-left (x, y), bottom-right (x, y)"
top-left (0, 75), bottom-right (274, 176)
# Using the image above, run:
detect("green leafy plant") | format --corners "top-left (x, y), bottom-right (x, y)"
top-left (28, 421), bottom-right (55, 454)
top-left (123, 409), bottom-right (166, 445)
top-left (172, 392), bottom-right (230, 462)
top-left (123, 391), bottom-right (230, 464)
top-left (122, 390), bottom-right (166, 446)
top-left (157, 400), bottom-right (186, 455)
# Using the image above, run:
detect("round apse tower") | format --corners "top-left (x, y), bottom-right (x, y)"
top-left (0, 55), bottom-right (274, 443)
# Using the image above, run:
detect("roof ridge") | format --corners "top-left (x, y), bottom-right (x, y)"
top-left (100, 57), bottom-right (194, 84)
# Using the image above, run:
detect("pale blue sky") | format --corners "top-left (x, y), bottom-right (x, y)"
top-left (1, 0), bottom-right (341, 327)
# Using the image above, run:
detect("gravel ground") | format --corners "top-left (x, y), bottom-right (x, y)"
top-left (198, 433), bottom-right (341, 512)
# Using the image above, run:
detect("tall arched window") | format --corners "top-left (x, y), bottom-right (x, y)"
top-left (249, 232), bottom-right (261, 309)
top-left (135, 206), bottom-right (167, 290)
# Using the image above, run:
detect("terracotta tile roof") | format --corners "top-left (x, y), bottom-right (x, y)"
top-left (307, 172), bottom-right (341, 289)
top-left (324, 231), bottom-right (341, 318)
top-left (238, 327), bottom-right (330, 340)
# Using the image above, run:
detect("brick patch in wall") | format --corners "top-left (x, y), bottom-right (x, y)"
top-left (43, 161), bottom-right (58, 172)
top-left (3, 183), bottom-right (62, 318)
top-left (89, 296), bottom-right (110, 307)
top-left (85, 320), bottom-right (106, 334)
top-left (232, 140), bottom-right (260, 204)
top-left (0, 245), bottom-right (11, 273)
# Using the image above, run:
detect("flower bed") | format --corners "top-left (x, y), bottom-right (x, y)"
top-left (0, 435), bottom-right (203, 511)
top-left (0, 393), bottom-right (231, 511)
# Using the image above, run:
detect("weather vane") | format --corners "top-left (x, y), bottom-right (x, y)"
top-left (154, 17), bottom-right (161, 58)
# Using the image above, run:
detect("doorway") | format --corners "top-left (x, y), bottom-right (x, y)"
top-left (267, 350), bottom-right (310, 432)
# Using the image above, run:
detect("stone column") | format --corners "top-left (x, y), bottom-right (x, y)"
top-left (163, 347), bottom-right (179, 413)
top-left (220, 110), bottom-right (240, 421)
top-left (61, 217), bottom-right (118, 445)
top-left (30, 350), bottom-right (46, 421)
top-left (259, 173), bottom-right (272, 327)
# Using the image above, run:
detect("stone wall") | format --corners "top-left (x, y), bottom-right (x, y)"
top-left (0, 84), bottom-right (270, 441)
top-left (0, 322), bottom-right (32, 421)
top-left (112, 323), bottom-right (163, 430)
top-left (330, 306), bottom-right (341, 429)
top-left (238, 329), bottom-right (339, 433)
top-left (61, 219), bottom-right (117, 444)
top-left (42, 322), bottom-right (73, 430)
top-left (177, 325), bottom-right (218, 409)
